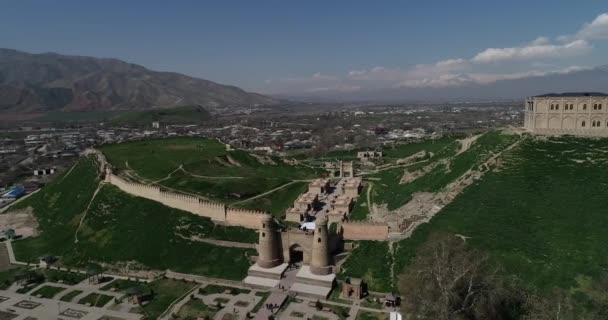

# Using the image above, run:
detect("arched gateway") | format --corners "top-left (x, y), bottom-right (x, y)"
top-left (244, 214), bottom-right (337, 298)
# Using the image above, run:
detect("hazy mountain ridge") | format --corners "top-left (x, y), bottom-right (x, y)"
top-left (277, 66), bottom-right (608, 103)
top-left (0, 48), bottom-right (277, 113)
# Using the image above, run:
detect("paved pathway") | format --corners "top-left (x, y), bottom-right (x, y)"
top-left (0, 279), bottom-right (142, 320)
top-left (315, 178), bottom-right (344, 220)
top-left (254, 264), bottom-right (300, 320)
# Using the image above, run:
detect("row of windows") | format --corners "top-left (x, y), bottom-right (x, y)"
top-left (549, 103), bottom-right (575, 110)
top-left (580, 120), bottom-right (608, 127)
top-left (548, 103), bottom-right (603, 111)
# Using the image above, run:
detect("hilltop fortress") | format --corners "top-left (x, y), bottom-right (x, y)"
top-left (524, 92), bottom-right (608, 136)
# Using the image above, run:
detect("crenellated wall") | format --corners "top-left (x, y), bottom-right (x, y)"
top-left (226, 208), bottom-right (268, 229)
top-left (341, 221), bottom-right (389, 240)
top-left (106, 172), bottom-right (264, 228)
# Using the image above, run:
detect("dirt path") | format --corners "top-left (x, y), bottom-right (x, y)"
top-left (176, 235), bottom-right (256, 249)
top-left (366, 183), bottom-right (374, 217)
top-left (456, 132), bottom-right (484, 155)
top-left (398, 136), bottom-right (523, 238)
top-left (59, 159), bottom-right (79, 183)
top-left (151, 165), bottom-right (184, 184)
top-left (74, 181), bottom-right (104, 244)
top-left (180, 167), bottom-right (245, 179)
top-left (388, 241), bottom-right (396, 283)
top-left (231, 179), bottom-right (311, 206)
top-left (371, 134), bottom-right (523, 239)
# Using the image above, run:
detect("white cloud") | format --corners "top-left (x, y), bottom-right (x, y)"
top-left (308, 84), bottom-right (361, 92)
top-left (575, 13), bottom-right (608, 40)
top-left (529, 36), bottom-right (551, 46)
top-left (471, 40), bottom-right (591, 63)
top-left (263, 12), bottom-right (606, 93)
top-left (348, 69), bottom-right (366, 76)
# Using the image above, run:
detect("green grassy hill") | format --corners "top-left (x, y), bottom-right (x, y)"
top-left (394, 135), bottom-right (608, 291)
top-left (101, 137), bottom-right (320, 204)
top-left (342, 134), bottom-right (608, 301)
top-left (11, 158), bottom-right (256, 280)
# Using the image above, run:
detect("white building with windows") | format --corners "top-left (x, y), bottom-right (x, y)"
top-left (524, 92), bottom-right (608, 136)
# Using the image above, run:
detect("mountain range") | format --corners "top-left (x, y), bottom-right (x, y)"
top-left (277, 66), bottom-right (608, 103)
top-left (0, 48), bottom-right (277, 113)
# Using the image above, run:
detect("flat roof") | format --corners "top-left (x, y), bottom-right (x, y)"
top-left (3, 188), bottom-right (25, 197)
top-left (535, 92), bottom-right (608, 97)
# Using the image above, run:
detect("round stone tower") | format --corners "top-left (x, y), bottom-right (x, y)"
top-left (257, 214), bottom-right (282, 268)
top-left (310, 216), bottom-right (331, 275)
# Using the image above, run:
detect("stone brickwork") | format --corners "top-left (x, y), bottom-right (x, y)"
top-left (105, 170), bottom-right (264, 229)
top-left (226, 208), bottom-right (268, 229)
top-left (524, 94), bottom-right (608, 136)
top-left (341, 221), bottom-right (389, 240)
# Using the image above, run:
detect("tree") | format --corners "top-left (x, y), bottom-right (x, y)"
top-left (86, 262), bottom-right (104, 284)
top-left (523, 290), bottom-right (576, 320)
top-left (398, 234), bottom-right (522, 320)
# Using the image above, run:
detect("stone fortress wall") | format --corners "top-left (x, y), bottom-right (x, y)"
top-left (105, 170), bottom-right (265, 229)
top-left (340, 221), bottom-right (389, 240)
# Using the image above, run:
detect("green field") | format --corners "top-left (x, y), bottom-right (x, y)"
top-left (42, 269), bottom-right (88, 285)
top-left (131, 278), bottom-right (196, 319)
top-left (12, 158), bottom-right (255, 280)
top-left (382, 137), bottom-right (456, 160)
top-left (31, 285), bottom-right (66, 298)
top-left (60, 290), bottom-right (83, 302)
top-left (176, 298), bottom-right (219, 319)
top-left (235, 181), bottom-right (309, 217)
top-left (349, 185), bottom-right (370, 221)
top-left (78, 292), bottom-right (114, 307)
top-left (339, 241), bottom-right (393, 292)
top-left (101, 137), bottom-right (319, 203)
top-left (388, 135), bottom-right (608, 297)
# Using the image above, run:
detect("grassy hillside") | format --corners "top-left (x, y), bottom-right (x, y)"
top-left (368, 131), bottom-right (517, 210)
top-left (235, 181), bottom-right (309, 217)
top-left (109, 105), bottom-right (213, 126)
top-left (101, 137), bottom-right (319, 203)
top-left (339, 241), bottom-right (393, 292)
top-left (11, 158), bottom-right (256, 280)
top-left (392, 135), bottom-right (608, 293)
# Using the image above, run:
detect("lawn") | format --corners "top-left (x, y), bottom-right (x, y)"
top-left (160, 171), bottom-right (291, 204)
top-left (349, 185), bottom-right (369, 221)
top-left (381, 137), bottom-right (456, 160)
top-left (175, 298), bottom-right (219, 319)
top-left (131, 278), bottom-right (196, 319)
top-left (100, 137), bottom-right (319, 203)
top-left (199, 284), bottom-right (250, 295)
top-left (78, 293), bottom-right (114, 307)
top-left (393, 135), bottom-right (608, 294)
top-left (235, 181), bottom-right (309, 217)
top-left (12, 159), bottom-right (256, 281)
top-left (339, 241), bottom-right (393, 292)
top-left (30, 285), bottom-right (66, 298)
top-left (60, 290), bottom-right (83, 302)
top-left (42, 269), bottom-right (88, 285)
top-left (356, 311), bottom-right (388, 320)
top-left (11, 157), bottom-right (100, 263)
top-left (100, 279), bottom-right (143, 292)
top-left (0, 267), bottom-right (26, 290)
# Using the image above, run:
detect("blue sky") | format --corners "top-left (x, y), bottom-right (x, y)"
top-left (1, 1), bottom-right (607, 94)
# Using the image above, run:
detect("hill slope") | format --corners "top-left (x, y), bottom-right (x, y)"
top-left (0, 48), bottom-right (277, 113)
